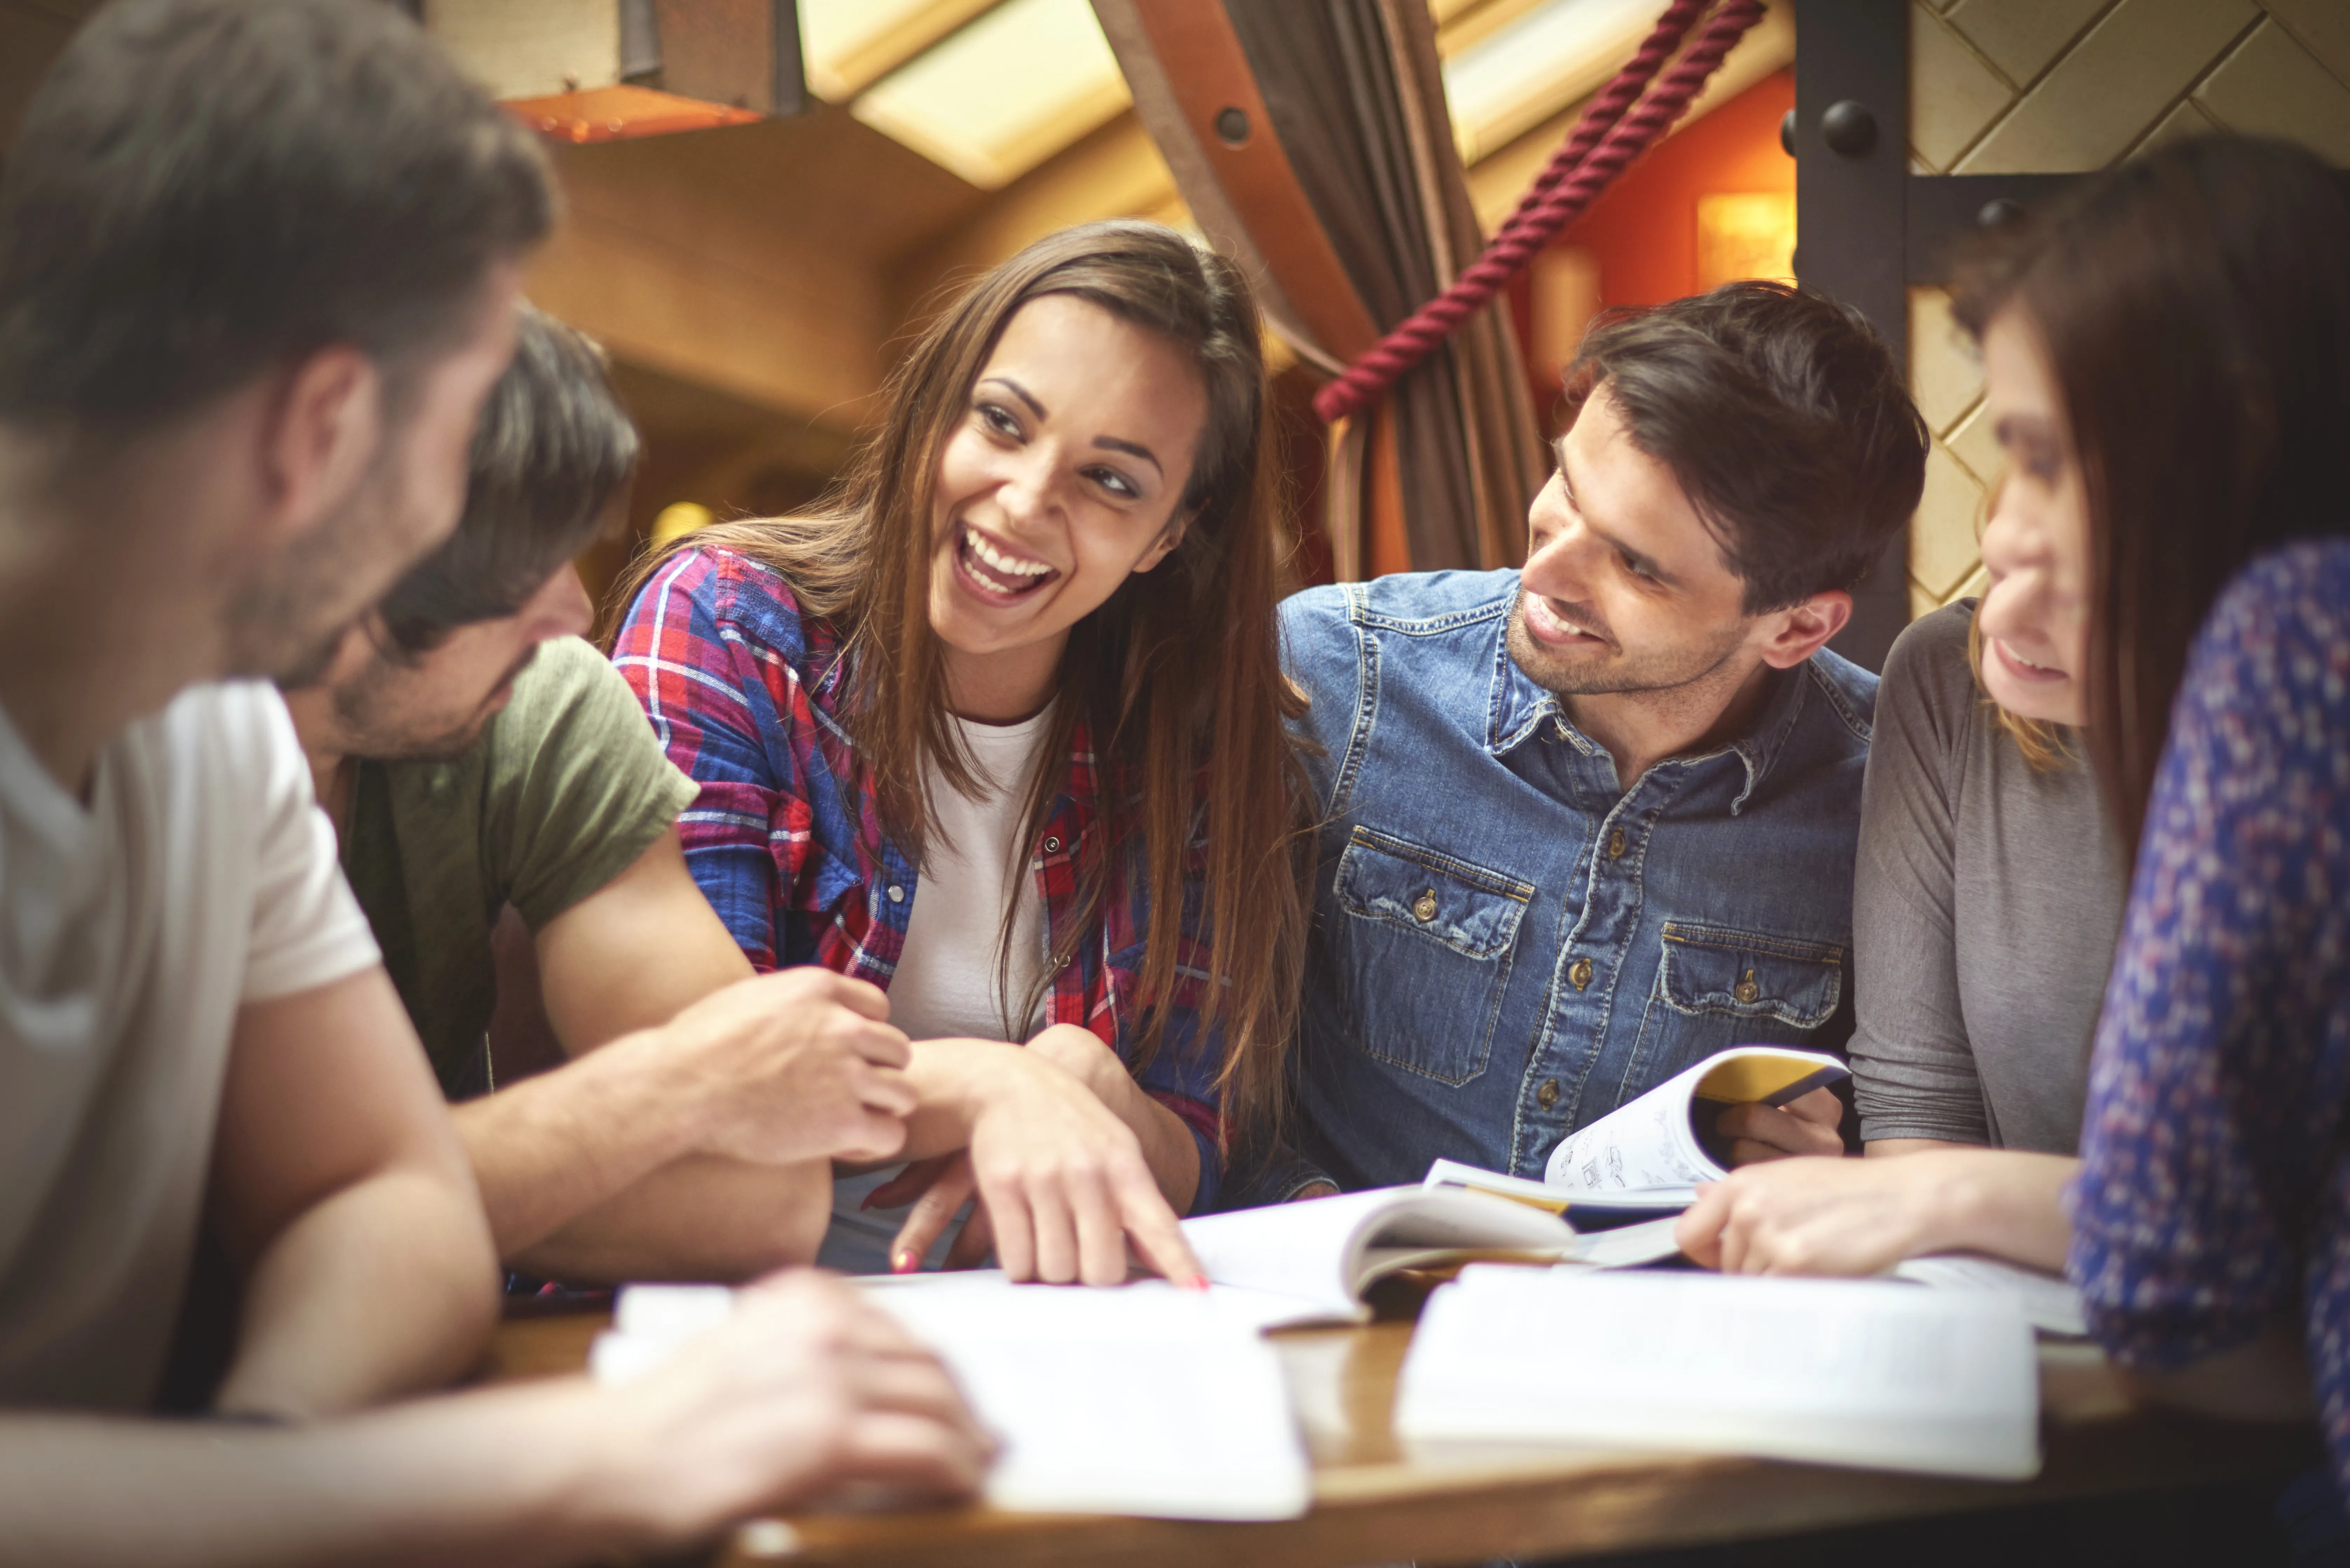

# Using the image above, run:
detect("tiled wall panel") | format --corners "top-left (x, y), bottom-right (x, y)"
top-left (1902, 0), bottom-right (2350, 621)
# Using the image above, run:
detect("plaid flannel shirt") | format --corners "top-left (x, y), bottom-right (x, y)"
top-left (614, 546), bottom-right (1229, 1211)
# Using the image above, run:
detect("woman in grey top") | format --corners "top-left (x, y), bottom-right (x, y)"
top-left (1674, 294), bottom-right (2127, 1277)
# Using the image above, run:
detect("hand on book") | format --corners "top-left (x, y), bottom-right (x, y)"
top-left (1709, 1086), bottom-right (1845, 1164)
top-left (585, 1271), bottom-right (993, 1530)
top-left (1675, 1151), bottom-right (1938, 1276)
top-left (876, 1047), bottom-right (1207, 1288)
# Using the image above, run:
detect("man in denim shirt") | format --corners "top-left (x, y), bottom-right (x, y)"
top-left (1274, 283), bottom-right (1927, 1197)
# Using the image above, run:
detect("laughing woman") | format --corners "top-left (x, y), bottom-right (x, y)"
top-left (613, 222), bottom-right (1306, 1285)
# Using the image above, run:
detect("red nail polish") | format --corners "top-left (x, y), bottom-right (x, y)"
top-left (892, 1250), bottom-right (916, 1273)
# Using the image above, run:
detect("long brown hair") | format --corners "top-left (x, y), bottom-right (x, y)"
top-left (614, 220), bottom-right (1307, 1149)
top-left (1951, 137), bottom-right (2350, 847)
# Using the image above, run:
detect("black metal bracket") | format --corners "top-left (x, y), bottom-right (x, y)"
top-left (1792, 0), bottom-right (1908, 674)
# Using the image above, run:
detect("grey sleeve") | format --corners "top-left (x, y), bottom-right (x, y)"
top-left (1849, 607), bottom-right (1993, 1146)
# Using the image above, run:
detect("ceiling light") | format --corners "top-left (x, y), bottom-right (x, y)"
top-left (850, 0), bottom-right (1129, 190)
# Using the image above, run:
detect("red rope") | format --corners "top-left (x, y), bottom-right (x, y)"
top-left (1483, 0), bottom-right (1706, 255)
top-left (1313, 0), bottom-right (1766, 425)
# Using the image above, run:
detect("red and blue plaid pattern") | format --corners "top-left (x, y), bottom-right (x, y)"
top-left (614, 546), bottom-right (1227, 1209)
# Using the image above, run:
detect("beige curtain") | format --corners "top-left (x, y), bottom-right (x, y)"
top-left (1094, 0), bottom-right (1548, 577)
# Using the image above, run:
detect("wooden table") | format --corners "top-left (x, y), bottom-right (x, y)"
top-left (487, 1306), bottom-right (2318, 1567)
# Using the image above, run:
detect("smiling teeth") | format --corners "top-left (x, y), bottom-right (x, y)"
top-left (2001, 640), bottom-right (2056, 672)
top-left (965, 527), bottom-right (1052, 578)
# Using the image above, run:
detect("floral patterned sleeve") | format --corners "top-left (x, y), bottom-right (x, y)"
top-left (2066, 540), bottom-right (2350, 1477)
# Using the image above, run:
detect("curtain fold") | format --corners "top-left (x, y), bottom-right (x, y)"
top-left (1095, 0), bottom-right (1547, 577)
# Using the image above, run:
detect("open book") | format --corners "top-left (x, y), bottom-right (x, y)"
top-left (1179, 1185), bottom-right (1582, 1324)
top-left (1397, 1266), bottom-right (2041, 1480)
top-left (1421, 1046), bottom-right (1850, 1222)
top-left (1543, 1044), bottom-right (1849, 1192)
top-left (592, 1278), bottom-right (1311, 1521)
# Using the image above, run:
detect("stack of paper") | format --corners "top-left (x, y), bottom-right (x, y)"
top-left (594, 1277), bottom-right (1312, 1521)
top-left (1396, 1266), bottom-right (2041, 1480)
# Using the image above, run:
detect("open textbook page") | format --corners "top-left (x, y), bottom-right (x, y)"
top-left (1423, 1158), bottom-right (1696, 1216)
top-left (1541, 1046), bottom-right (1849, 1192)
top-left (1396, 1267), bottom-right (2040, 1480)
top-left (592, 1278), bottom-right (1310, 1521)
top-left (1891, 1253), bottom-right (2088, 1336)
top-left (1179, 1185), bottom-right (1574, 1323)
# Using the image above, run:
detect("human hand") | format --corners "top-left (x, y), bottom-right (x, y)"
top-left (588, 1270), bottom-right (991, 1539)
top-left (1675, 1152), bottom-right (1940, 1276)
top-left (886, 1045), bottom-right (1205, 1288)
top-left (866, 1152), bottom-right (998, 1271)
top-left (654, 969), bottom-right (915, 1166)
top-left (1711, 1085), bottom-right (1845, 1165)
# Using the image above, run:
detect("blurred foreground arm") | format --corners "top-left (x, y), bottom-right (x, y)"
top-left (0, 1273), bottom-right (987, 1568)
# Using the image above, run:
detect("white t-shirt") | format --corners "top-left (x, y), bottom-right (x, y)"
top-left (0, 681), bottom-right (379, 1410)
top-left (819, 710), bottom-right (1056, 1276)
top-left (885, 709), bottom-right (1054, 1043)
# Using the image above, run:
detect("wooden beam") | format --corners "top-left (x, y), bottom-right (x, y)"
top-left (525, 111), bottom-right (978, 428)
top-left (891, 109), bottom-right (1180, 312)
top-left (529, 210), bottom-right (883, 427)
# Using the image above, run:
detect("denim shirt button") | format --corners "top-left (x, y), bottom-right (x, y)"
top-left (886, 884), bottom-right (905, 904)
top-left (1607, 828), bottom-right (1628, 860)
top-left (1569, 956), bottom-right (1593, 991)
top-left (1735, 968), bottom-right (1760, 1005)
top-left (1536, 1078), bottom-right (1561, 1109)
top-left (1412, 888), bottom-right (1438, 922)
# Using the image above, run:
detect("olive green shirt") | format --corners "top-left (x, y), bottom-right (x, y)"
top-left (341, 636), bottom-right (698, 1099)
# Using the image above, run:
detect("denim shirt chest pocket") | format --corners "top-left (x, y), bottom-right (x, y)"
top-left (1648, 920), bottom-right (1843, 1045)
top-left (1332, 826), bottom-right (1533, 1085)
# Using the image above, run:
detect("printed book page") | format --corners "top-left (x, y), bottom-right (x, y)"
top-left (1180, 1186), bottom-right (1571, 1322)
top-left (1891, 1253), bottom-right (2089, 1336)
top-left (1395, 1267), bottom-right (2040, 1480)
top-left (1542, 1047), bottom-right (1849, 1192)
top-left (1422, 1158), bottom-right (1697, 1214)
top-left (595, 1279), bottom-right (1311, 1520)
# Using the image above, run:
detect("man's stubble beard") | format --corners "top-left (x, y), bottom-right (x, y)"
top-left (328, 638), bottom-right (540, 765)
top-left (1504, 592), bottom-right (1749, 699)
top-left (221, 445), bottom-right (423, 686)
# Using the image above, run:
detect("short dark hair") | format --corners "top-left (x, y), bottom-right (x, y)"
top-left (1950, 136), bottom-right (2350, 848)
top-left (375, 305), bottom-right (639, 656)
top-left (1561, 281), bottom-right (1927, 613)
top-left (0, 0), bottom-right (555, 434)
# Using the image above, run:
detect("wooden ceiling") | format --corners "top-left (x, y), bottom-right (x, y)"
top-left (0, 0), bottom-right (1791, 536)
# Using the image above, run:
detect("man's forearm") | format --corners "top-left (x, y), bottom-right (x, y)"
top-left (0, 1383), bottom-right (643, 1568)
top-left (511, 1156), bottom-right (831, 1283)
top-left (215, 1167), bottom-right (499, 1421)
top-left (452, 1029), bottom-right (711, 1259)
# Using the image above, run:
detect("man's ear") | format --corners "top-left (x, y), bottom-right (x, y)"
top-left (252, 344), bottom-right (383, 552)
top-left (1757, 588), bottom-right (1852, 669)
top-left (1131, 508), bottom-right (1195, 574)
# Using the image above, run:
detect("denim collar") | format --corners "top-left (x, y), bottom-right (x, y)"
top-left (1483, 603), bottom-right (1813, 814)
